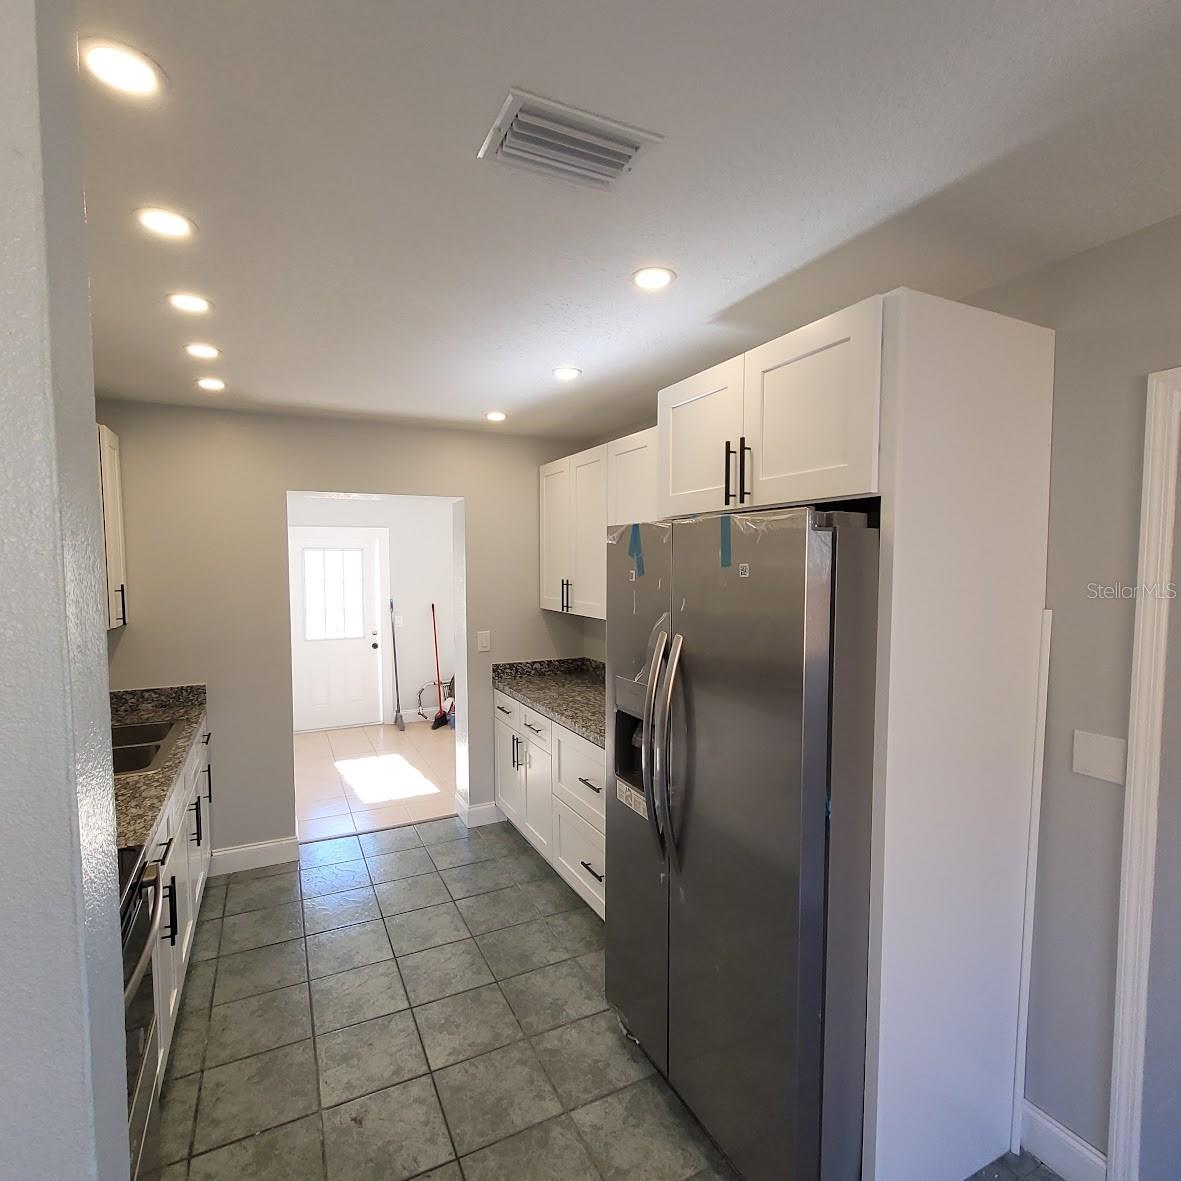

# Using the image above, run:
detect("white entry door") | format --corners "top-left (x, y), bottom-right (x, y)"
top-left (289, 527), bottom-right (385, 731)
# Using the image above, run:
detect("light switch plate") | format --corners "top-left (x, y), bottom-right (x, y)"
top-left (477, 630), bottom-right (491, 653)
top-left (1072, 729), bottom-right (1127, 785)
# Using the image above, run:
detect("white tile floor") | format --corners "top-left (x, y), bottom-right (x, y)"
top-left (293, 722), bottom-right (458, 841)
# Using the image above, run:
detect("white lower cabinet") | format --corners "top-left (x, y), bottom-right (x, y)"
top-left (148, 715), bottom-right (213, 1076)
top-left (552, 801), bottom-right (605, 917)
top-left (494, 718), bottom-right (526, 827)
top-left (493, 699), bottom-right (606, 918)
top-left (522, 741), bottom-right (552, 856)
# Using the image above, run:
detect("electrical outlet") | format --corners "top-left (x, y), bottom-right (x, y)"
top-left (477, 629), bottom-right (491, 653)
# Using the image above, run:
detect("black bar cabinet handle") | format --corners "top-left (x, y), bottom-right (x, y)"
top-left (739, 435), bottom-right (752, 502)
top-left (510, 734), bottom-right (518, 770)
top-left (580, 860), bottom-right (604, 883)
top-left (525, 723), bottom-right (543, 734)
top-left (190, 795), bottom-right (203, 847)
top-left (723, 440), bottom-right (734, 505)
top-left (163, 876), bottom-right (178, 947)
top-left (496, 705), bottom-right (512, 715)
top-left (204, 764), bottom-right (213, 803)
top-left (578, 776), bottom-right (602, 795)
top-left (117, 583), bottom-right (127, 625)
top-left (202, 731), bottom-right (212, 746)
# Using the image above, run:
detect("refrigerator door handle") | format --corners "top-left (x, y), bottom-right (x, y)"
top-left (654, 632), bottom-right (684, 864)
top-left (641, 630), bottom-right (669, 849)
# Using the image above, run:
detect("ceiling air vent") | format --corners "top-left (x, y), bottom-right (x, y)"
top-left (477, 89), bottom-right (662, 190)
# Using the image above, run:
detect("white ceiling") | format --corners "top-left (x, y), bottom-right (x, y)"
top-left (80, 0), bottom-right (1181, 439)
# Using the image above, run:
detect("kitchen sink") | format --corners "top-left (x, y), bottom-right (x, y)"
top-left (112, 722), bottom-right (177, 747)
top-left (113, 745), bottom-right (162, 774)
top-left (111, 721), bottom-right (180, 776)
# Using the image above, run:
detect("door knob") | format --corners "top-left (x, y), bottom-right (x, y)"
top-left (371, 642), bottom-right (379, 649)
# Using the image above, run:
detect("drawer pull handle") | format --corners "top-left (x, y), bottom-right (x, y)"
top-left (577, 776), bottom-right (602, 794)
top-left (525, 723), bottom-right (543, 734)
top-left (496, 705), bottom-right (512, 715)
top-left (580, 860), bottom-right (604, 883)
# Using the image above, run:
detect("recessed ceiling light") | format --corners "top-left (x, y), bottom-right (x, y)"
top-left (184, 343), bottom-right (220, 360)
top-left (136, 207), bottom-right (194, 239)
top-left (553, 366), bottom-right (582, 381)
top-left (633, 266), bottom-right (676, 290)
top-left (80, 40), bottom-right (163, 96)
top-left (485, 411), bottom-right (506, 422)
top-left (168, 292), bottom-right (211, 314)
top-left (196, 377), bottom-right (225, 392)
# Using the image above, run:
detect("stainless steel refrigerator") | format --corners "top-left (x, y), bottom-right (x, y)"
top-left (605, 507), bottom-right (878, 1181)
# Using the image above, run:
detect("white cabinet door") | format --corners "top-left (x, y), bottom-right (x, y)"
top-left (522, 740), bottom-right (553, 855)
top-left (539, 457), bottom-right (572, 612)
top-left (156, 818), bottom-right (188, 1060)
top-left (608, 427), bottom-right (658, 525)
top-left (656, 356), bottom-right (744, 518)
top-left (742, 294), bottom-right (883, 505)
top-left (568, 445), bottom-right (607, 619)
top-left (186, 777), bottom-right (210, 923)
top-left (97, 424), bottom-right (127, 628)
top-left (494, 718), bottom-right (525, 826)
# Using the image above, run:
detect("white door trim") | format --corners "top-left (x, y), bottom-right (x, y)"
top-left (1107, 367), bottom-right (1181, 1181)
top-left (1011, 609), bottom-right (1053, 1151)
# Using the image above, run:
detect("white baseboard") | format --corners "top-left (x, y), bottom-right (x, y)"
top-left (456, 799), bottom-right (502, 828)
top-left (211, 836), bottom-right (299, 876)
top-left (1022, 1101), bottom-right (1107, 1181)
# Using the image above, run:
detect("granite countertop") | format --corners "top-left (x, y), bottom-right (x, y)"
top-left (492, 659), bottom-right (606, 748)
top-left (111, 685), bottom-right (207, 849)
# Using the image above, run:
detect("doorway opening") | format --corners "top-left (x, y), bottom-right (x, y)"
top-left (286, 491), bottom-right (467, 841)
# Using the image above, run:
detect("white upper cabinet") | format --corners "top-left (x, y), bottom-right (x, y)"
top-left (656, 295), bottom-right (885, 517)
top-left (98, 424), bottom-right (128, 628)
top-left (568, 445), bottom-right (607, 618)
top-left (743, 294), bottom-right (883, 505)
top-left (539, 456), bottom-right (572, 613)
top-left (538, 444), bottom-right (607, 619)
top-left (656, 356), bottom-right (744, 518)
top-left (607, 426), bottom-right (658, 525)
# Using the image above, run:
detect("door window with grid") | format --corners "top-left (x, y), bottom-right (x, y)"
top-left (303, 547), bottom-right (364, 640)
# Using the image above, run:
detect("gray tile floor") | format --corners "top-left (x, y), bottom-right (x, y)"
top-left (154, 815), bottom-right (1064, 1181)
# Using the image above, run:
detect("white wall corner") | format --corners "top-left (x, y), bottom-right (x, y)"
top-left (211, 836), bottom-right (300, 877)
top-left (1022, 1101), bottom-right (1107, 1181)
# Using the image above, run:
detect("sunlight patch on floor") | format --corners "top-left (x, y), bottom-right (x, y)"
top-left (334, 753), bottom-right (442, 805)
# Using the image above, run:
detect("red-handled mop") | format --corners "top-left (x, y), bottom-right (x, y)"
top-left (429, 603), bottom-right (449, 730)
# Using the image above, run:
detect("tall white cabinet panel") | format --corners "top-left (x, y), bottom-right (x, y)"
top-left (656, 356), bottom-right (744, 518)
top-left (607, 427), bottom-right (658, 525)
top-left (538, 457), bottom-right (572, 613)
top-left (98, 424), bottom-right (128, 628)
top-left (522, 741), bottom-right (553, 855)
top-left (743, 294), bottom-right (883, 505)
top-left (494, 719), bottom-right (525, 826)
top-left (568, 445), bottom-right (607, 619)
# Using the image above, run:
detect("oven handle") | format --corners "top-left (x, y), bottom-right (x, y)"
top-left (123, 863), bottom-right (164, 1009)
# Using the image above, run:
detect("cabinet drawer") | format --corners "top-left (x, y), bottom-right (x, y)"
top-left (553, 725), bottom-right (606, 830)
top-left (553, 800), bottom-right (605, 918)
top-left (520, 706), bottom-right (551, 751)
top-left (493, 691), bottom-right (520, 728)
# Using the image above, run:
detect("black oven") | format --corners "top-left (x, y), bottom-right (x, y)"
top-left (120, 846), bottom-right (164, 1178)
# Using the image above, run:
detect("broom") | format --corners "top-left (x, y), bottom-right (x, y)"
top-left (389, 600), bottom-right (405, 730)
top-left (429, 602), bottom-right (449, 730)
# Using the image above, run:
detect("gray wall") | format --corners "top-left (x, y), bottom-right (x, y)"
top-left (100, 400), bottom-right (589, 852)
top-left (1, 0), bottom-right (127, 1175)
top-left (970, 212), bottom-right (1181, 1150)
top-left (1139, 462), bottom-right (1181, 1179)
